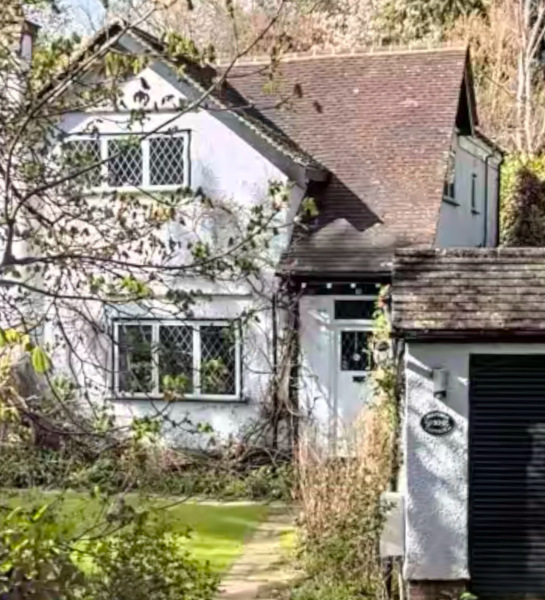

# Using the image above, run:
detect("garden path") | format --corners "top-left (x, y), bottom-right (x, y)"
top-left (216, 504), bottom-right (298, 600)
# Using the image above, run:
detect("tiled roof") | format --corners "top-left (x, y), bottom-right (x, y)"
top-left (227, 48), bottom-right (470, 275)
top-left (45, 26), bottom-right (473, 276)
top-left (392, 248), bottom-right (545, 336)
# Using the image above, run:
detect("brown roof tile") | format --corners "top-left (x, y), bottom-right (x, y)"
top-left (392, 248), bottom-right (545, 336)
top-left (227, 48), bottom-right (470, 275)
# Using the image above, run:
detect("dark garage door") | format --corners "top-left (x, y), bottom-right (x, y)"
top-left (470, 354), bottom-right (545, 599)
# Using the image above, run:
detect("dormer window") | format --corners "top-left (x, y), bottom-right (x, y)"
top-left (443, 149), bottom-right (456, 203)
top-left (65, 132), bottom-right (190, 192)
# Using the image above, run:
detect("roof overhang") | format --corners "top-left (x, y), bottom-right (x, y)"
top-left (38, 22), bottom-right (329, 187)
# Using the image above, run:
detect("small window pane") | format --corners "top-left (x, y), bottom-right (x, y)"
top-left (117, 324), bottom-right (153, 393)
top-left (108, 139), bottom-right (143, 187)
top-left (341, 331), bottom-right (371, 372)
top-left (159, 325), bottom-right (193, 394)
top-left (200, 325), bottom-right (236, 395)
top-left (443, 150), bottom-right (456, 199)
top-left (149, 137), bottom-right (186, 186)
top-left (471, 173), bottom-right (477, 211)
top-left (335, 300), bottom-right (375, 320)
top-left (65, 139), bottom-right (101, 186)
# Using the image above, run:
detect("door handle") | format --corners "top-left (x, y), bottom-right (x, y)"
top-left (352, 375), bottom-right (367, 383)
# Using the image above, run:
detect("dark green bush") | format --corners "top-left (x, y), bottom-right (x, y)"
top-left (82, 519), bottom-right (218, 600)
top-left (0, 498), bottom-right (219, 600)
top-left (0, 442), bottom-right (293, 501)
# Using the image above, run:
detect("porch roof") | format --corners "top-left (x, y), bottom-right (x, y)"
top-left (392, 248), bottom-right (545, 338)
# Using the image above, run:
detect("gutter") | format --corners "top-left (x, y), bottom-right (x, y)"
top-left (483, 153), bottom-right (491, 247)
top-left (495, 152), bottom-right (504, 247)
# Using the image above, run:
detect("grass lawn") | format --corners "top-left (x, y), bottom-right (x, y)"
top-left (2, 489), bottom-right (269, 573)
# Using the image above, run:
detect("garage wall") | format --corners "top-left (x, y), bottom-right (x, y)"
top-left (404, 342), bottom-right (545, 581)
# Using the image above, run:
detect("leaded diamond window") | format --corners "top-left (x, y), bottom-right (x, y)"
top-left (114, 320), bottom-right (240, 399)
top-left (65, 132), bottom-right (189, 191)
top-left (149, 137), bottom-right (186, 186)
top-left (65, 138), bottom-right (101, 186)
top-left (117, 324), bottom-right (153, 393)
top-left (200, 325), bottom-right (236, 395)
top-left (159, 325), bottom-right (193, 393)
top-left (108, 139), bottom-right (143, 187)
top-left (340, 331), bottom-right (371, 372)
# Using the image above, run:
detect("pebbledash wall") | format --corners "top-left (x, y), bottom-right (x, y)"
top-left (403, 341), bottom-right (545, 588)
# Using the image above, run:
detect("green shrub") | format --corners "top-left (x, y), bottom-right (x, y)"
top-left (0, 440), bottom-right (293, 501)
top-left (81, 518), bottom-right (218, 600)
top-left (0, 502), bottom-right (83, 600)
top-left (0, 498), bottom-right (219, 600)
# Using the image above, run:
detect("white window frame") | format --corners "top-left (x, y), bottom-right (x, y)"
top-left (112, 319), bottom-right (242, 401)
top-left (443, 149), bottom-right (457, 205)
top-left (67, 131), bottom-right (190, 194)
top-left (471, 172), bottom-right (479, 214)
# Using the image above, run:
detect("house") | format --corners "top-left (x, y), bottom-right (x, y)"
top-left (391, 248), bottom-right (545, 600)
top-left (35, 22), bottom-right (502, 450)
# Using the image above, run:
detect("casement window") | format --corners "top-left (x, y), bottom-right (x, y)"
top-left (443, 149), bottom-right (456, 202)
top-left (471, 172), bottom-right (478, 213)
top-left (113, 320), bottom-right (241, 400)
top-left (65, 132), bottom-right (190, 192)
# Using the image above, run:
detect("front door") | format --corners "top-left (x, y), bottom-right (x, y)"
top-left (335, 328), bottom-right (372, 443)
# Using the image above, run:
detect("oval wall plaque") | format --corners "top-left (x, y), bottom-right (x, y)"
top-left (421, 411), bottom-right (455, 436)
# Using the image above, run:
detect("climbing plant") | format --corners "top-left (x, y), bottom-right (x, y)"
top-left (293, 285), bottom-right (403, 600)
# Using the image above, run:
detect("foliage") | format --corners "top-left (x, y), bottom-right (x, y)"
top-left (0, 438), bottom-right (294, 500)
top-left (0, 0), bottom-right (300, 468)
top-left (292, 290), bottom-right (400, 600)
top-left (81, 518), bottom-right (219, 600)
top-left (6, 490), bottom-right (269, 574)
top-left (373, 0), bottom-right (488, 45)
top-left (500, 154), bottom-right (545, 246)
top-left (0, 496), bottom-right (220, 600)
top-left (0, 503), bottom-right (82, 600)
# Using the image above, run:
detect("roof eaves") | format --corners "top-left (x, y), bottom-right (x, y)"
top-left (42, 22), bottom-right (326, 176)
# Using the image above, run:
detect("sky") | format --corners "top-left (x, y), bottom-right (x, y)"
top-left (66, 0), bottom-right (105, 35)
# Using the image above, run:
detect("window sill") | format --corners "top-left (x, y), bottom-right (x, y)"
top-left (109, 394), bottom-right (247, 404)
top-left (85, 185), bottom-right (189, 196)
top-left (442, 196), bottom-right (459, 207)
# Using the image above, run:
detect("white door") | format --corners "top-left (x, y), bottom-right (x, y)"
top-left (335, 328), bottom-right (372, 441)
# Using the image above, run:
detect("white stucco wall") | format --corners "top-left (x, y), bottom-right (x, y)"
top-left (55, 63), bottom-right (306, 446)
top-left (404, 342), bottom-right (545, 581)
top-left (436, 135), bottom-right (500, 248)
top-left (298, 294), bottom-right (376, 447)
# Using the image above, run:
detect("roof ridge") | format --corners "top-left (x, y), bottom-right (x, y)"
top-left (214, 41), bottom-right (467, 66)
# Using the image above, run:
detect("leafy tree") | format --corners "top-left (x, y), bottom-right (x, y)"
top-left (0, 0), bottom-right (299, 444)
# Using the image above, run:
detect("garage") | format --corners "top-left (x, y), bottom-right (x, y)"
top-left (391, 248), bottom-right (545, 600)
top-left (470, 354), bottom-right (545, 598)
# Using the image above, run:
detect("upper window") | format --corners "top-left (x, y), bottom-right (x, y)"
top-left (65, 132), bottom-right (190, 192)
top-left (471, 173), bottom-right (478, 213)
top-left (443, 149), bottom-right (456, 202)
top-left (113, 320), bottom-right (241, 400)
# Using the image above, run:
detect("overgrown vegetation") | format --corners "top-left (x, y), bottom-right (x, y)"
top-left (291, 289), bottom-right (402, 600)
top-left (0, 496), bottom-right (221, 600)
top-left (501, 154), bottom-right (545, 245)
top-left (0, 441), bottom-right (293, 500)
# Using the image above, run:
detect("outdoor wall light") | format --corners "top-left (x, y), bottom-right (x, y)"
top-left (432, 368), bottom-right (449, 399)
top-left (373, 339), bottom-right (392, 365)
